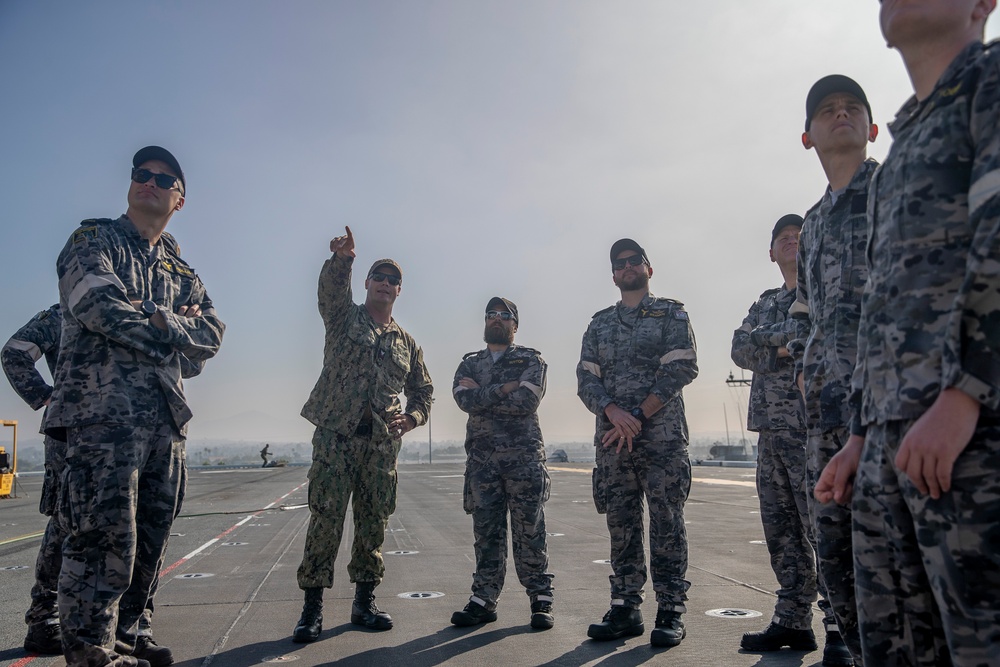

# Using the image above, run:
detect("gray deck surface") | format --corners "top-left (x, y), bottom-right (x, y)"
top-left (1, 462), bottom-right (833, 666)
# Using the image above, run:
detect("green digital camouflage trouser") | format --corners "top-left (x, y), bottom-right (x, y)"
top-left (297, 425), bottom-right (401, 589)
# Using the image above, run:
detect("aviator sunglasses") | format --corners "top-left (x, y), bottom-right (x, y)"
top-left (486, 311), bottom-right (515, 321)
top-left (612, 255), bottom-right (646, 271)
top-left (370, 272), bottom-right (401, 286)
top-left (131, 167), bottom-right (183, 192)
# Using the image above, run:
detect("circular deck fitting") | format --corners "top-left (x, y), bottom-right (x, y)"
top-left (546, 533), bottom-right (564, 537)
top-left (261, 656), bottom-right (300, 663)
top-left (222, 542), bottom-right (248, 546)
top-left (397, 591), bottom-right (445, 600)
top-left (0, 565), bottom-right (29, 571)
top-left (592, 559), bottom-right (612, 565)
top-left (705, 608), bottom-right (763, 619)
top-left (749, 540), bottom-right (766, 545)
top-left (175, 573), bottom-right (215, 579)
top-left (385, 550), bottom-right (419, 556)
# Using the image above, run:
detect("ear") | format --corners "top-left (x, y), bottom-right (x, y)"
top-left (868, 124), bottom-right (879, 143)
top-left (612, 273), bottom-right (619, 287)
top-left (175, 197), bottom-right (185, 212)
top-left (769, 247), bottom-right (777, 263)
top-left (364, 278), bottom-right (371, 290)
top-left (973, 0), bottom-right (996, 22)
top-left (647, 266), bottom-right (654, 279)
top-left (801, 132), bottom-right (813, 150)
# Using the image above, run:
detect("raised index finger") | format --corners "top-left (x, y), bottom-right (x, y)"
top-left (345, 226), bottom-right (353, 241)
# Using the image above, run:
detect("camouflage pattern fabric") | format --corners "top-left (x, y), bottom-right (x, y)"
top-left (732, 287), bottom-right (822, 629)
top-left (300, 254), bottom-right (433, 437)
top-left (2, 303), bottom-right (61, 410)
top-left (851, 40), bottom-right (1000, 665)
top-left (454, 344), bottom-right (552, 607)
top-left (43, 216), bottom-right (224, 438)
top-left (788, 159), bottom-right (877, 432)
top-left (808, 427), bottom-right (862, 658)
top-left (4, 305), bottom-right (176, 644)
top-left (297, 426), bottom-right (401, 588)
top-left (297, 253), bottom-right (432, 590)
top-left (59, 421), bottom-right (185, 667)
top-left (731, 285), bottom-right (805, 432)
top-left (578, 294), bottom-right (697, 611)
top-left (855, 421), bottom-right (1000, 666)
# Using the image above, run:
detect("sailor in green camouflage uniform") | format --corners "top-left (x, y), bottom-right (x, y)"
top-left (294, 226), bottom-right (433, 643)
top-left (787, 74), bottom-right (879, 667)
top-left (818, 3), bottom-right (1000, 664)
top-left (450, 297), bottom-right (554, 630)
top-left (733, 215), bottom-right (838, 656)
top-left (578, 238), bottom-right (697, 648)
top-left (42, 146), bottom-right (225, 667)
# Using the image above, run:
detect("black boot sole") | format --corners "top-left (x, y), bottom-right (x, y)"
top-left (587, 623), bottom-right (645, 640)
top-left (351, 614), bottom-right (393, 631)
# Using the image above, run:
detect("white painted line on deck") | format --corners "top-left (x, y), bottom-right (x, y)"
top-left (548, 466), bottom-right (756, 488)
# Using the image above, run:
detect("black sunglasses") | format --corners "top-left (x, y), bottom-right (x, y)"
top-left (612, 255), bottom-right (646, 271)
top-left (131, 167), bottom-right (183, 193)
top-left (486, 311), bottom-right (515, 321)
top-left (370, 272), bottom-right (401, 286)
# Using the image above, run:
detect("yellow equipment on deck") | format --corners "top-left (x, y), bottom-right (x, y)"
top-left (0, 420), bottom-right (18, 498)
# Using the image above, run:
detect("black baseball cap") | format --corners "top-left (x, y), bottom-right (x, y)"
top-left (133, 146), bottom-right (186, 194)
top-left (486, 296), bottom-right (518, 324)
top-left (805, 75), bottom-right (872, 131)
top-left (609, 238), bottom-right (650, 267)
top-left (771, 214), bottom-right (804, 245)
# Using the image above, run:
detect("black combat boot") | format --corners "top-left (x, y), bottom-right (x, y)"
top-left (740, 621), bottom-right (817, 651)
top-left (822, 630), bottom-right (855, 667)
top-left (351, 582), bottom-right (393, 630)
top-left (650, 609), bottom-right (686, 647)
top-left (529, 598), bottom-right (554, 630)
top-left (23, 620), bottom-right (62, 655)
top-left (451, 598), bottom-right (498, 627)
top-left (132, 637), bottom-right (174, 666)
top-left (587, 605), bottom-right (644, 640)
top-left (291, 587), bottom-right (324, 643)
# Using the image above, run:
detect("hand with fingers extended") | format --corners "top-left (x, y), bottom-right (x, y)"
top-left (895, 388), bottom-right (979, 499)
top-left (330, 225), bottom-right (356, 258)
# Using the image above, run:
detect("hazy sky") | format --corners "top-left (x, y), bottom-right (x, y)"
top-left (2, 2), bottom-right (997, 447)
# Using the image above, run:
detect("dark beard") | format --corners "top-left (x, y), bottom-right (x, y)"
top-left (617, 271), bottom-right (649, 292)
top-left (484, 324), bottom-right (514, 346)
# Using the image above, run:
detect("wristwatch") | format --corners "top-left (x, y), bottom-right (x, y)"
top-left (140, 300), bottom-right (157, 318)
top-left (630, 407), bottom-right (647, 426)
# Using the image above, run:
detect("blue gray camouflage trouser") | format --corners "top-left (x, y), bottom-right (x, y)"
top-left (463, 458), bottom-right (553, 608)
top-left (58, 421), bottom-right (185, 667)
top-left (854, 420), bottom-right (1000, 667)
top-left (297, 426), bottom-right (400, 589)
top-left (806, 426), bottom-right (863, 664)
top-left (593, 437), bottom-right (691, 611)
top-left (756, 429), bottom-right (831, 630)
top-left (28, 436), bottom-right (172, 648)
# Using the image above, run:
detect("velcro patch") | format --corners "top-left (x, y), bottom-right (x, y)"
top-left (674, 311), bottom-right (689, 321)
top-left (73, 227), bottom-right (98, 243)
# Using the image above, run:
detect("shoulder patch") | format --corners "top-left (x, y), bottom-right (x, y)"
top-left (36, 310), bottom-right (50, 321)
top-left (674, 310), bottom-right (689, 321)
top-left (160, 259), bottom-right (194, 277)
top-left (73, 226), bottom-right (99, 244)
top-left (592, 305), bottom-right (614, 318)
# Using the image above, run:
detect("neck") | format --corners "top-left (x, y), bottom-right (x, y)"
top-left (899, 37), bottom-right (976, 101)
top-left (619, 288), bottom-right (647, 308)
top-left (778, 263), bottom-right (797, 291)
top-left (364, 301), bottom-right (393, 326)
top-left (818, 151), bottom-right (866, 191)
top-left (124, 208), bottom-right (171, 245)
top-left (487, 343), bottom-right (510, 353)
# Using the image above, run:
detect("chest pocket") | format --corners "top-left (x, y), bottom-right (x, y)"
top-left (633, 312), bottom-right (666, 366)
top-left (156, 258), bottom-right (198, 308)
top-left (382, 339), bottom-right (411, 388)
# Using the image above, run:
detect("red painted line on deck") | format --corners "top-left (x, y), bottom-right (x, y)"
top-left (159, 480), bottom-right (308, 578)
top-left (12, 657), bottom-right (38, 666)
